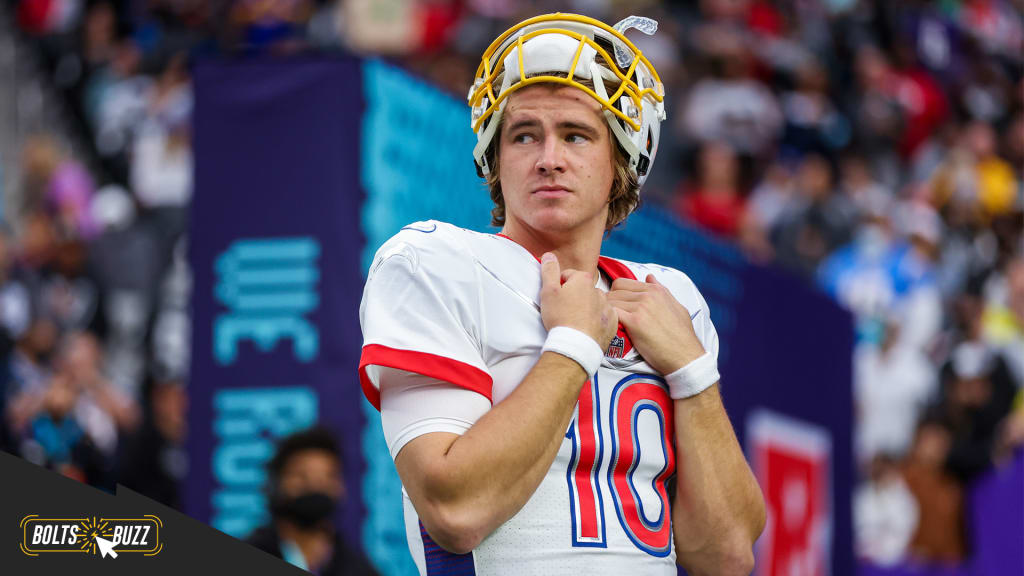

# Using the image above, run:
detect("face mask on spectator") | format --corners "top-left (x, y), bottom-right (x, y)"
top-left (270, 491), bottom-right (336, 529)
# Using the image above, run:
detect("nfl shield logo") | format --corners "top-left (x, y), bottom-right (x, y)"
top-left (606, 335), bottom-right (624, 358)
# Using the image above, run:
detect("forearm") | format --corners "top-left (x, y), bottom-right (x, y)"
top-left (397, 352), bottom-right (587, 551)
top-left (672, 384), bottom-right (765, 575)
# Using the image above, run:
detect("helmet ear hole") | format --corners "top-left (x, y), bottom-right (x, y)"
top-left (637, 154), bottom-right (650, 176)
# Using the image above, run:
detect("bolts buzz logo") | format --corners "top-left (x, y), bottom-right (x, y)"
top-left (20, 515), bottom-right (163, 558)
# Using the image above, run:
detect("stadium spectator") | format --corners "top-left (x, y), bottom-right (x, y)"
top-left (981, 257), bottom-right (1024, 384)
top-left (129, 52), bottom-right (192, 268)
top-left (88, 184), bottom-right (160, 398)
top-left (854, 454), bottom-right (918, 566)
top-left (771, 152), bottom-right (857, 276)
top-left (246, 427), bottom-right (378, 575)
top-left (83, 37), bottom-right (150, 175)
top-left (3, 309), bottom-right (58, 434)
top-left (995, 390), bottom-right (1024, 463)
top-left (19, 135), bottom-right (64, 215)
top-left (117, 378), bottom-right (187, 509)
top-left (675, 141), bottom-right (747, 239)
top-left (818, 185), bottom-right (898, 342)
top-left (739, 160), bottom-right (793, 263)
top-left (20, 370), bottom-right (109, 484)
top-left (680, 36), bottom-right (783, 158)
top-left (779, 57), bottom-right (851, 159)
top-left (892, 201), bottom-right (944, 351)
top-left (901, 413), bottom-right (967, 564)
top-left (854, 309), bottom-right (936, 466)
top-left (938, 340), bottom-right (1017, 483)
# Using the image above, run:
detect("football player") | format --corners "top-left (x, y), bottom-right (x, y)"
top-left (359, 13), bottom-right (765, 575)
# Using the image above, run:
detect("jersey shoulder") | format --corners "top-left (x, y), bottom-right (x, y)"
top-left (368, 220), bottom-right (477, 279)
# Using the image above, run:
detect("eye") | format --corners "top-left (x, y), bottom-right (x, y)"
top-left (566, 133), bottom-right (589, 144)
top-left (512, 132), bottom-right (536, 144)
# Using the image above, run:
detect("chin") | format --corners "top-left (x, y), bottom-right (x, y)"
top-left (523, 210), bottom-right (579, 233)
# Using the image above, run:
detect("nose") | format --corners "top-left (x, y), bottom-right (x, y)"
top-left (535, 136), bottom-right (567, 175)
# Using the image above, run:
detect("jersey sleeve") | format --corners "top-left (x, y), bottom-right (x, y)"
top-left (359, 225), bottom-right (493, 410)
top-left (378, 367), bottom-right (491, 459)
top-left (693, 286), bottom-right (721, 365)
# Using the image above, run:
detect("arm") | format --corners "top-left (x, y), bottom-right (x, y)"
top-left (671, 384), bottom-right (765, 575)
top-left (607, 274), bottom-right (765, 575)
top-left (395, 351), bottom-right (586, 553)
top-left (391, 253), bottom-right (617, 554)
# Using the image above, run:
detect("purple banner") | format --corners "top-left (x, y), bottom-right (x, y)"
top-left (187, 56), bottom-right (366, 547)
top-left (969, 449), bottom-right (1024, 576)
top-left (728, 263), bottom-right (855, 576)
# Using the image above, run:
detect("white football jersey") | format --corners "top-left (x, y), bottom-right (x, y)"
top-left (359, 220), bottom-right (720, 576)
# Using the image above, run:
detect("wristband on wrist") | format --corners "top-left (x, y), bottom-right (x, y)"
top-left (542, 326), bottom-right (604, 376)
top-left (665, 351), bottom-right (719, 399)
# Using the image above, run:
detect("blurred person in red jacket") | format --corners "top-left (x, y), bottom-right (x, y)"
top-left (674, 141), bottom-right (747, 239)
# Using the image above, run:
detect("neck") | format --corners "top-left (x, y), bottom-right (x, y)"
top-left (501, 219), bottom-right (603, 276)
top-left (277, 521), bottom-right (332, 570)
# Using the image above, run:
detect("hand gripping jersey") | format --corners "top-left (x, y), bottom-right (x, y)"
top-left (359, 221), bottom-right (720, 576)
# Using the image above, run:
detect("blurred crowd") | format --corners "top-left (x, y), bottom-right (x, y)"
top-left (2, 0), bottom-right (1022, 570)
top-left (3, 0), bottom-right (194, 509)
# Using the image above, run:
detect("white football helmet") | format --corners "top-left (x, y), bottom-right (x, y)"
top-left (468, 13), bottom-right (667, 191)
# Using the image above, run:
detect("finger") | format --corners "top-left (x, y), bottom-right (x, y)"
top-left (607, 289), bottom-right (644, 302)
top-left (540, 252), bottom-right (561, 290)
top-left (607, 292), bottom-right (641, 307)
top-left (610, 277), bottom-right (647, 292)
top-left (609, 300), bottom-right (640, 313)
top-left (645, 274), bottom-right (670, 293)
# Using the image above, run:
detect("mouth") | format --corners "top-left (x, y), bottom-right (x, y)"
top-left (532, 185), bottom-right (571, 198)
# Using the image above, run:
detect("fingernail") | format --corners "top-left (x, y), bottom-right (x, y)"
top-left (541, 252), bottom-right (555, 263)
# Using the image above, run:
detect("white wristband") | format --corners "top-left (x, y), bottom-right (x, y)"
top-left (665, 352), bottom-right (719, 399)
top-left (542, 326), bottom-right (604, 376)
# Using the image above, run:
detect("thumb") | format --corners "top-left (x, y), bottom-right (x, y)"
top-left (645, 273), bottom-right (662, 285)
top-left (541, 252), bottom-right (561, 289)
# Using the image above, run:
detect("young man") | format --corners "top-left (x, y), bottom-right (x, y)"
top-left (246, 427), bottom-right (379, 575)
top-left (359, 14), bottom-right (765, 575)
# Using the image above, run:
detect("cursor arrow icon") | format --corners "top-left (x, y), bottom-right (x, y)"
top-left (95, 536), bottom-right (118, 558)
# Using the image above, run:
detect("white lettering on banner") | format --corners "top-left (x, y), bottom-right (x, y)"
top-left (213, 237), bottom-right (321, 365)
top-left (210, 387), bottom-right (318, 537)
